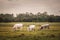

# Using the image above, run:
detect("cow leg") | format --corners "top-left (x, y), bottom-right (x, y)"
top-left (41, 27), bottom-right (44, 30)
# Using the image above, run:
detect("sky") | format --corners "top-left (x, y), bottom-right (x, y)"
top-left (0, 0), bottom-right (60, 17)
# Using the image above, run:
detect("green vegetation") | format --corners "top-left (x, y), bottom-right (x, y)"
top-left (0, 12), bottom-right (60, 22)
top-left (0, 22), bottom-right (60, 40)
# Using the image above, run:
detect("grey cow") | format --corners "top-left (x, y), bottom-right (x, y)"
top-left (39, 24), bottom-right (50, 30)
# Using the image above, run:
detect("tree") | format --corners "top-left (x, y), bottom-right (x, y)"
top-left (0, 14), bottom-right (14, 22)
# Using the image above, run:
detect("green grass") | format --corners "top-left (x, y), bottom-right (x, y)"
top-left (0, 22), bottom-right (60, 40)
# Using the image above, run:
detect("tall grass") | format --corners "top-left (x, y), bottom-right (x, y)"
top-left (0, 22), bottom-right (60, 40)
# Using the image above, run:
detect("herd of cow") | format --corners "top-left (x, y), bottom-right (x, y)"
top-left (13, 23), bottom-right (50, 31)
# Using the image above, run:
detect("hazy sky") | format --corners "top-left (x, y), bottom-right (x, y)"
top-left (0, 0), bottom-right (60, 16)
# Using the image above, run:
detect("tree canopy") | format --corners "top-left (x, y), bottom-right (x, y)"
top-left (0, 12), bottom-right (60, 22)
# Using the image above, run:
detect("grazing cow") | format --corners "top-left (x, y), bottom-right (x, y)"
top-left (27, 25), bottom-right (35, 31)
top-left (39, 24), bottom-right (50, 30)
top-left (13, 23), bottom-right (23, 31)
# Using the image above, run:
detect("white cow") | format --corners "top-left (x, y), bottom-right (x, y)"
top-left (27, 25), bottom-right (35, 31)
top-left (39, 24), bottom-right (50, 30)
top-left (13, 23), bottom-right (23, 31)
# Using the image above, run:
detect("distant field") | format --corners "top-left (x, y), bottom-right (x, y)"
top-left (0, 22), bottom-right (60, 40)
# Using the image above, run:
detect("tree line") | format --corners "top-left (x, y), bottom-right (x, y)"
top-left (0, 12), bottom-right (60, 22)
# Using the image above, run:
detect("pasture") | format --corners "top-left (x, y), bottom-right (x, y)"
top-left (0, 22), bottom-right (60, 40)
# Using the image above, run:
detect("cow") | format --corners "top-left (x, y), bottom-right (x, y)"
top-left (27, 25), bottom-right (35, 31)
top-left (39, 24), bottom-right (50, 30)
top-left (13, 23), bottom-right (23, 31)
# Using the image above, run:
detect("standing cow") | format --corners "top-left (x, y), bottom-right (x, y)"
top-left (13, 23), bottom-right (23, 31)
top-left (39, 24), bottom-right (50, 30)
top-left (27, 25), bottom-right (35, 31)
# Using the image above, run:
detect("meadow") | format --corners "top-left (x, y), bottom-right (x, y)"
top-left (0, 22), bottom-right (60, 40)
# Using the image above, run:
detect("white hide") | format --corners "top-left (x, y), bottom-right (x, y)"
top-left (40, 24), bottom-right (50, 29)
top-left (27, 25), bottom-right (35, 31)
top-left (41, 24), bottom-right (49, 27)
top-left (13, 23), bottom-right (23, 31)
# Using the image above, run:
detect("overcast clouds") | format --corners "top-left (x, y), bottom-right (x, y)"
top-left (0, 0), bottom-right (60, 16)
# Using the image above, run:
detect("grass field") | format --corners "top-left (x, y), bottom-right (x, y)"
top-left (0, 22), bottom-right (60, 40)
